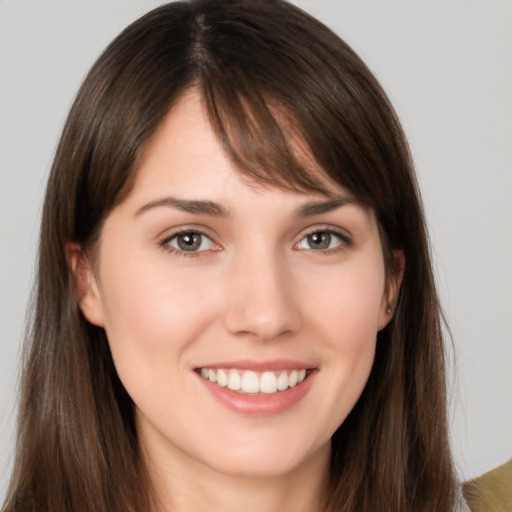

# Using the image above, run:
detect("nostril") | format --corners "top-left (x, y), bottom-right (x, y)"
top-left (223, 297), bottom-right (302, 340)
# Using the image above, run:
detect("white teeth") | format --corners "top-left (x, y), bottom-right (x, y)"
top-left (277, 371), bottom-right (289, 391)
top-left (259, 371), bottom-right (278, 394)
top-left (241, 371), bottom-right (260, 393)
top-left (199, 368), bottom-right (310, 394)
top-left (227, 371), bottom-right (241, 391)
top-left (216, 369), bottom-right (228, 387)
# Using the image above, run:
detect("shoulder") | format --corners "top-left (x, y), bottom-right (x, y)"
top-left (456, 498), bottom-right (472, 512)
top-left (462, 459), bottom-right (512, 512)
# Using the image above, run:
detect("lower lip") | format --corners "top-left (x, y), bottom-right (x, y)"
top-left (196, 370), bottom-right (317, 416)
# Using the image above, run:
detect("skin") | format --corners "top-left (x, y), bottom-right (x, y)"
top-left (76, 89), bottom-right (403, 512)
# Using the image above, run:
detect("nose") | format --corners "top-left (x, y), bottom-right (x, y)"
top-left (223, 251), bottom-right (302, 341)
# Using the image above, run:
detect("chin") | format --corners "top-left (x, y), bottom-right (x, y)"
top-left (196, 433), bottom-right (330, 480)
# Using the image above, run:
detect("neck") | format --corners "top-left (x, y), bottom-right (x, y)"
top-left (144, 435), bottom-right (330, 512)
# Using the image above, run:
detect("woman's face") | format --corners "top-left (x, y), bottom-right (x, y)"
top-left (79, 89), bottom-right (399, 480)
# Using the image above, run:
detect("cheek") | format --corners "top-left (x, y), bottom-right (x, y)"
top-left (319, 276), bottom-right (380, 368)
top-left (301, 261), bottom-right (385, 425)
top-left (307, 260), bottom-right (386, 341)
top-left (97, 257), bottom-right (221, 388)
top-left (101, 253), bottom-right (212, 329)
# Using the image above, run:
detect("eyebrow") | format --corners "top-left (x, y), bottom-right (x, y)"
top-left (296, 197), bottom-right (354, 216)
top-left (135, 195), bottom-right (353, 218)
top-left (136, 197), bottom-right (230, 217)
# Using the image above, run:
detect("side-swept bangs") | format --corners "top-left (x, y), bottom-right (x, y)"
top-left (64, 0), bottom-right (413, 260)
top-left (193, 0), bottom-right (414, 255)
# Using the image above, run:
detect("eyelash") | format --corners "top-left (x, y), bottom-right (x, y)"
top-left (295, 228), bottom-right (351, 254)
top-left (159, 229), bottom-right (219, 257)
top-left (159, 227), bottom-right (351, 257)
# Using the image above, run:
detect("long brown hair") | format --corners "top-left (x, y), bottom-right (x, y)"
top-left (3, 1), bottom-right (457, 511)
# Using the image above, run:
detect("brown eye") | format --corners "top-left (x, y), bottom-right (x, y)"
top-left (307, 232), bottom-right (332, 250)
top-left (296, 230), bottom-right (348, 252)
top-left (166, 232), bottom-right (215, 253)
top-left (176, 233), bottom-right (202, 251)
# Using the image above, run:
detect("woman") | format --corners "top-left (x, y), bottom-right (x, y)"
top-left (2, 0), bottom-right (460, 510)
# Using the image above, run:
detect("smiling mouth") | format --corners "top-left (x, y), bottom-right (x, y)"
top-left (197, 368), bottom-right (312, 395)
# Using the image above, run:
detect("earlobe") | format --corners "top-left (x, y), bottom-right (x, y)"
top-left (66, 243), bottom-right (105, 327)
top-left (378, 250), bottom-right (405, 330)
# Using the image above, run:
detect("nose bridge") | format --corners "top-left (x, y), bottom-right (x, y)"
top-left (223, 243), bottom-right (301, 340)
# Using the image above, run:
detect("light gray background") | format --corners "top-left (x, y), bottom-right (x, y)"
top-left (1, 0), bottom-right (511, 498)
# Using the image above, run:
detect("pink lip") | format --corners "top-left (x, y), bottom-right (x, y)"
top-left (195, 359), bottom-right (313, 372)
top-left (195, 365), bottom-right (317, 417)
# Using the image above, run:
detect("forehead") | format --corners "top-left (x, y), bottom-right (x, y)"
top-left (108, 89), bottom-right (382, 247)
top-left (131, 88), bottom-right (348, 202)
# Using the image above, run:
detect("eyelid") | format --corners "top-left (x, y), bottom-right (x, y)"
top-left (158, 226), bottom-right (222, 255)
top-left (157, 223), bottom-right (352, 256)
top-left (294, 225), bottom-right (352, 251)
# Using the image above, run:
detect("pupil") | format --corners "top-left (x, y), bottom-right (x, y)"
top-left (178, 233), bottom-right (200, 251)
top-left (309, 232), bottom-right (330, 250)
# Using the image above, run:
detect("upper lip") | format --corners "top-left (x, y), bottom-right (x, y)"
top-left (195, 359), bottom-right (315, 372)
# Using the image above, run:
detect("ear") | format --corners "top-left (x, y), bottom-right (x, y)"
top-left (377, 249), bottom-right (405, 330)
top-left (66, 243), bottom-right (105, 327)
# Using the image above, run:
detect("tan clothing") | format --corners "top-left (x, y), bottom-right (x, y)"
top-left (463, 459), bottom-right (512, 512)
